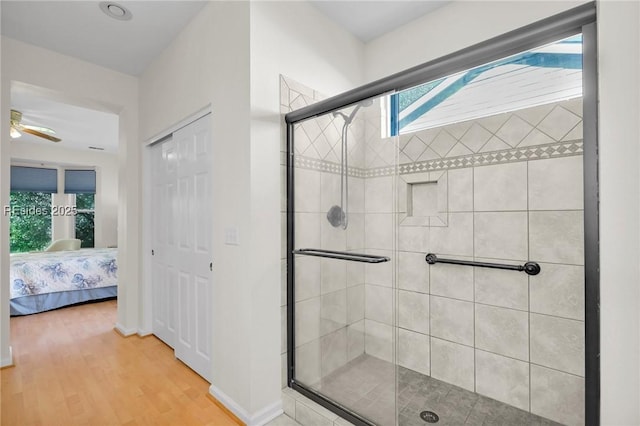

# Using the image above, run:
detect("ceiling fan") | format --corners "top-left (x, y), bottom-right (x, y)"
top-left (10, 109), bottom-right (61, 142)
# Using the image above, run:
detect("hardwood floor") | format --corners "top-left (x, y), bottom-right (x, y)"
top-left (1, 300), bottom-right (241, 426)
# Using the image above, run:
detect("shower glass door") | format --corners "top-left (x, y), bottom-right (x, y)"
top-left (288, 20), bottom-right (594, 426)
top-left (392, 33), bottom-right (586, 426)
top-left (290, 93), bottom-right (399, 426)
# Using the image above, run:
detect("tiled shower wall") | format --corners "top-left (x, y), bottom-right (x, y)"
top-left (280, 76), bottom-right (370, 391)
top-left (391, 99), bottom-right (586, 426)
top-left (282, 76), bottom-right (380, 390)
top-left (281, 75), bottom-right (585, 426)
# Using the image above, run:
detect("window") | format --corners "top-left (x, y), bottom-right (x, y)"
top-left (9, 166), bottom-right (58, 253)
top-left (9, 166), bottom-right (98, 250)
top-left (391, 34), bottom-right (583, 135)
top-left (9, 192), bottom-right (53, 253)
top-left (65, 169), bottom-right (97, 249)
top-left (75, 193), bottom-right (95, 248)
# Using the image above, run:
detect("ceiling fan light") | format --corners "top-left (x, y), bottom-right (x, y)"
top-left (10, 127), bottom-right (21, 138)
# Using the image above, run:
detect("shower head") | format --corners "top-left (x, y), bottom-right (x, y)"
top-left (332, 99), bottom-right (374, 124)
top-left (332, 111), bottom-right (350, 122)
top-left (327, 98), bottom-right (373, 230)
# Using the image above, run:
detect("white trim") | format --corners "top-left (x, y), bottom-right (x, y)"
top-left (114, 323), bottom-right (137, 337)
top-left (208, 384), bottom-right (283, 426)
top-left (209, 384), bottom-right (251, 424)
top-left (137, 329), bottom-right (153, 337)
top-left (145, 104), bottom-right (212, 146)
top-left (250, 401), bottom-right (283, 426)
top-left (1, 346), bottom-right (13, 368)
top-left (140, 138), bottom-right (155, 338)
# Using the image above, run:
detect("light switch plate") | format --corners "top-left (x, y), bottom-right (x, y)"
top-left (224, 226), bottom-right (239, 245)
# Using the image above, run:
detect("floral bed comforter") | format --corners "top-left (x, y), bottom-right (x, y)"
top-left (10, 248), bottom-right (118, 299)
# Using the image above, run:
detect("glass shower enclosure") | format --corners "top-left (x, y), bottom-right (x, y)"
top-left (285, 4), bottom-right (598, 426)
top-left (289, 94), bottom-right (399, 425)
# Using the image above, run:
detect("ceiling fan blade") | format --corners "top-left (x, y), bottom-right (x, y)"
top-left (22, 124), bottom-right (57, 135)
top-left (21, 127), bottom-right (62, 142)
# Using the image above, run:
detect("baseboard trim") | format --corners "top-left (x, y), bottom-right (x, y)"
top-left (137, 328), bottom-right (153, 337)
top-left (208, 385), bottom-right (283, 426)
top-left (114, 323), bottom-right (137, 337)
top-left (0, 346), bottom-right (13, 368)
top-left (250, 401), bottom-right (283, 426)
top-left (206, 393), bottom-right (246, 426)
top-left (209, 384), bottom-right (250, 424)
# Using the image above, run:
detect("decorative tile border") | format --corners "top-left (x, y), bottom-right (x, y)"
top-left (294, 140), bottom-right (583, 178)
top-left (396, 140), bottom-right (584, 177)
top-left (293, 155), bottom-right (366, 178)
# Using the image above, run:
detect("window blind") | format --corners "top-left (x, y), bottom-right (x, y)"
top-left (10, 166), bottom-right (58, 193)
top-left (64, 169), bottom-right (96, 194)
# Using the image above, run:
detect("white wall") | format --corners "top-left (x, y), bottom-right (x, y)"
top-left (250, 1), bottom-right (363, 105)
top-left (363, 1), bottom-right (640, 424)
top-left (10, 143), bottom-right (119, 248)
top-left (598, 1), bottom-right (640, 424)
top-left (0, 36), bottom-right (139, 365)
top-left (364, 1), bottom-right (587, 82)
top-left (249, 1), bottom-right (363, 414)
top-left (139, 0), bottom-right (254, 417)
top-left (139, 1), bottom-right (363, 422)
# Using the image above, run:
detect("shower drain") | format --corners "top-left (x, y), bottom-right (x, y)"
top-left (419, 411), bottom-right (440, 423)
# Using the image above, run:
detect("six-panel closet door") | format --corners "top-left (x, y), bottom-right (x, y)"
top-left (151, 137), bottom-right (178, 348)
top-left (151, 114), bottom-right (213, 382)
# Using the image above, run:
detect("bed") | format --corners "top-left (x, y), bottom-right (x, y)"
top-left (10, 248), bottom-right (118, 316)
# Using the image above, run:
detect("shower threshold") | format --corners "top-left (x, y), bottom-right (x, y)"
top-left (311, 354), bottom-right (563, 426)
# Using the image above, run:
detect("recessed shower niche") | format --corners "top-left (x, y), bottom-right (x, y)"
top-left (399, 171), bottom-right (448, 227)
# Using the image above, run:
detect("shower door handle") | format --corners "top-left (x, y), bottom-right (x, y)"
top-left (293, 248), bottom-right (390, 263)
top-left (425, 253), bottom-right (541, 275)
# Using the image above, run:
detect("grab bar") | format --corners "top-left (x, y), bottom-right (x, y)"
top-left (425, 253), bottom-right (541, 276)
top-left (293, 248), bottom-right (390, 263)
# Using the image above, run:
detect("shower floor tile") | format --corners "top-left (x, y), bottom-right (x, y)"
top-left (312, 354), bottom-right (563, 426)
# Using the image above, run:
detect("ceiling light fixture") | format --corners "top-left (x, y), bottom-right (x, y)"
top-left (99, 2), bottom-right (133, 21)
